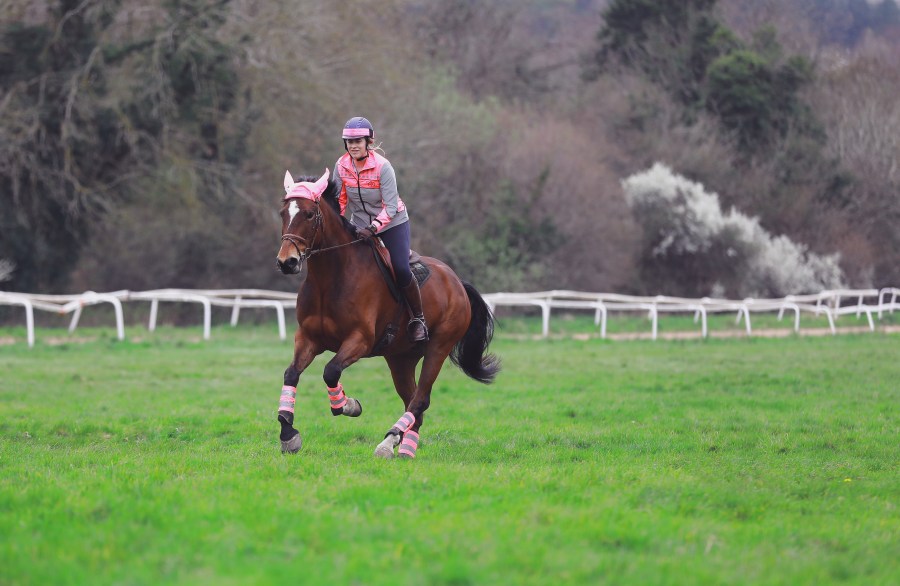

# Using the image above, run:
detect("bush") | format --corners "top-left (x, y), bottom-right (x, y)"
top-left (0, 259), bottom-right (14, 283)
top-left (623, 163), bottom-right (845, 297)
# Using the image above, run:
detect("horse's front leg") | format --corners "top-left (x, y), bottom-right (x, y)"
top-left (278, 333), bottom-right (319, 453)
top-left (322, 333), bottom-right (371, 418)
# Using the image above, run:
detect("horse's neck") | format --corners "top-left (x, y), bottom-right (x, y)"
top-left (319, 209), bottom-right (353, 249)
top-left (305, 212), bottom-right (376, 291)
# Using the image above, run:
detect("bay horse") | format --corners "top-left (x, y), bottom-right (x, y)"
top-left (274, 169), bottom-right (500, 458)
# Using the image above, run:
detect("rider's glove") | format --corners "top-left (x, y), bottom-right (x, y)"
top-left (357, 225), bottom-right (376, 241)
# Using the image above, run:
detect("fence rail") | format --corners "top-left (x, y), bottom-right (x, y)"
top-left (482, 288), bottom-right (896, 339)
top-left (1, 286), bottom-right (897, 347)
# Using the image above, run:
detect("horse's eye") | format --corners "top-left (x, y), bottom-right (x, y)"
top-left (305, 211), bottom-right (314, 220)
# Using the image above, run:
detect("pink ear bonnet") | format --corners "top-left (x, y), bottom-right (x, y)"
top-left (284, 168), bottom-right (329, 201)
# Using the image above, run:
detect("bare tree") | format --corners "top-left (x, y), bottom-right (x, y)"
top-left (401, 0), bottom-right (589, 102)
top-left (808, 37), bottom-right (900, 285)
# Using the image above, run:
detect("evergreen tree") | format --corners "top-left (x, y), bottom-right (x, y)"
top-left (705, 47), bottom-right (816, 150)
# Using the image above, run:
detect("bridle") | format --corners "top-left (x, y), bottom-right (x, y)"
top-left (281, 199), bottom-right (362, 263)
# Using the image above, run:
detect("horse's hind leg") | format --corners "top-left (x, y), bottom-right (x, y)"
top-left (377, 344), bottom-right (453, 460)
top-left (374, 354), bottom-right (419, 459)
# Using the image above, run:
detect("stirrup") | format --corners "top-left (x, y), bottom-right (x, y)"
top-left (408, 316), bottom-right (429, 341)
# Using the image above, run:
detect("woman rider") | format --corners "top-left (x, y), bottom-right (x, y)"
top-left (332, 116), bottom-right (429, 342)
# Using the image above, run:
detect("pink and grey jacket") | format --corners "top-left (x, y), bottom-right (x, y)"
top-left (332, 151), bottom-right (408, 233)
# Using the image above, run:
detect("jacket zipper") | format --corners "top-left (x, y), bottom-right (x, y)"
top-left (352, 156), bottom-right (375, 225)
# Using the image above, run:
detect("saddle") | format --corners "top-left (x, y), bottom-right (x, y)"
top-left (370, 238), bottom-right (431, 304)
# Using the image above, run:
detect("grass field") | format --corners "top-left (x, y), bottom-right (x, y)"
top-left (1, 323), bottom-right (898, 585)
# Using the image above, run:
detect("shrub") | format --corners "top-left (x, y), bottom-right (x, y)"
top-left (623, 163), bottom-right (845, 297)
top-left (0, 259), bottom-right (14, 283)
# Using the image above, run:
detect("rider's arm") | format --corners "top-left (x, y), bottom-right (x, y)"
top-left (370, 162), bottom-right (403, 233)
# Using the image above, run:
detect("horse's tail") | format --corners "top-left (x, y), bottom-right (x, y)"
top-left (450, 281), bottom-right (501, 384)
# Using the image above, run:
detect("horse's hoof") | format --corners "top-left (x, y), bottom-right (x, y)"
top-left (280, 433), bottom-right (302, 454)
top-left (374, 444), bottom-right (394, 459)
top-left (343, 398), bottom-right (363, 417)
top-left (374, 434), bottom-right (398, 459)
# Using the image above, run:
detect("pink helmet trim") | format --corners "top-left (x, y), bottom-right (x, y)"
top-left (342, 127), bottom-right (372, 139)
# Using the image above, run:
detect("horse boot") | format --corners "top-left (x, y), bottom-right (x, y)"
top-left (403, 278), bottom-right (429, 342)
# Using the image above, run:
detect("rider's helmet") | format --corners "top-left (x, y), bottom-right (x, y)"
top-left (342, 116), bottom-right (375, 141)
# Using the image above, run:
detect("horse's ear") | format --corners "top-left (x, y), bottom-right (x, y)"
top-left (312, 168), bottom-right (329, 196)
top-left (284, 170), bottom-right (295, 193)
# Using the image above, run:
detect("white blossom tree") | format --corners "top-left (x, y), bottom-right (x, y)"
top-left (623, 163), bottom-right (845, 296)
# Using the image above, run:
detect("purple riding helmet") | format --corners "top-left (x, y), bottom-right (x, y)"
top-left (342, 116), bottom-right (375, 140)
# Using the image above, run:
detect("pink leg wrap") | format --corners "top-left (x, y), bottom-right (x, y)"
top-left (398, 430), bottom-right (419, 458)
top-left (393, 411), bottom-right (415, 433)
top-left (279, 385), bottom-right (296, 413)
top-left (327, 383), bottom-right (348, 410)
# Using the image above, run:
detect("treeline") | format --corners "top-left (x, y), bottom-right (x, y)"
top-left (1, 0), bottom-right (898, 298)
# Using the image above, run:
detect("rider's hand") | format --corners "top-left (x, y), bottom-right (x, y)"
top-left (357, 226), bottom-right (376, 241)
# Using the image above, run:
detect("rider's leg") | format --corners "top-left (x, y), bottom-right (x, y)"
top-left (379, 222), bottom-right (428, 342)
top-left (402, 278), bottom-right (428, 342)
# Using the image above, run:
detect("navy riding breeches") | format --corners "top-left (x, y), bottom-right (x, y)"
top-left (379, 222), bottom-right (413, 287)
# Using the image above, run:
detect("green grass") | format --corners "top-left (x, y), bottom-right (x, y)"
top-left (1, 325), bottom-right (898, 585)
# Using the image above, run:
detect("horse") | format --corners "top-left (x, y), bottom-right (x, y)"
top-left (273, 169), bottom-right (501, 458)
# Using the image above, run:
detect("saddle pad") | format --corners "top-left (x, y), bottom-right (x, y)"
top-left (371, 240), bottom-right (431, 300)
top-left (410, 260), bottom-right (431, 287)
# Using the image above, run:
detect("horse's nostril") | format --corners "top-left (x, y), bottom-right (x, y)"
top-left (279, 257), bottom-right (299, 273)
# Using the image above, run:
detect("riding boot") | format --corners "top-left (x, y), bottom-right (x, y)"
top-left (403, 278), bottom-right (429, 342)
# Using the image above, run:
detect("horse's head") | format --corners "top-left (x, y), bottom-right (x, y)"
top-left (276, 169), bottom-right (329, 274)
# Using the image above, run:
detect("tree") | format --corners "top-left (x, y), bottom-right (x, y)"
top-left (0, 0), bottom-right (249, 292)
top-left (810, 45), bottom-right (900, 286)
top-left (1, 0), bottom-right (122, 292)
top-left (588, 0), bottom-right (737, 107)
top-left (705, 46), bottom-right (815, 150)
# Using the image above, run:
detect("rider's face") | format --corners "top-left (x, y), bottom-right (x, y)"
top-left (346, 137), bottom-right (368, 160)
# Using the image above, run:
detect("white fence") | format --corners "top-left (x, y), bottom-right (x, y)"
top-left (0, 289), bottom-right (295, 347)
top-left (482, 288), bottom-right (899, 339)
top-left (1, 287), bottom-right (898, 347)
